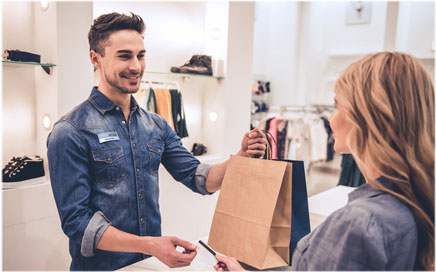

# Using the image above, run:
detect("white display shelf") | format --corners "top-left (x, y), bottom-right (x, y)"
top-left (2, 176), bottom-right (49, 190)
top-left (195, 154), bottom-right (227, 164)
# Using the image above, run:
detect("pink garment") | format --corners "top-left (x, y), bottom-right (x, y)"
top-left (268, 117), bottom-right (281, 159)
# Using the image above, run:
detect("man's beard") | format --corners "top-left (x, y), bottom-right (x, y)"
top-left (105, 72), bottom-right (142, 94)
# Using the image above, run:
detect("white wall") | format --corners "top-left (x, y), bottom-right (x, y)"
top-left (94, 2), bottom-right (206, 73)
top-left (253, 1), bottom-right (435, 107)
top-left (56, 2), bottom-right (94, 116)
top-left (396, 2), bottom-right (435, 58)
top-left (2, 2), bottom-right (37, 164)
top-left (253, 2), bottom-right (300, 106)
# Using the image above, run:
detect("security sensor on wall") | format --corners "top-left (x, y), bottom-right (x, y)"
top-left (345, 1), bottom-right (372, 25)
top-left (40, 0), bottom-right (49, 11)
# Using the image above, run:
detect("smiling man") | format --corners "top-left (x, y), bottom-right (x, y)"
top-left (46, 12), bottom-right (266, 271)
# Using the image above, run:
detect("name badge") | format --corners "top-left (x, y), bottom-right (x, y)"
top-left (98, 132), bottom-right (120, 144)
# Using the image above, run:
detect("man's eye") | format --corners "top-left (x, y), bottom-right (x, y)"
top-left (138, 54), bottom-right (145, 59)
top-left (119, 55), bottom-right (130, 59)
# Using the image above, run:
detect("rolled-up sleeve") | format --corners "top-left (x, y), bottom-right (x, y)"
top-left (81, 211), bottom-right (111, 257)
top-left (47, 120), bottom-right (111, 257)
top-left (194, 163), bottom-right (212, 195)
top-left (160, 118), bottom-right (213, 195)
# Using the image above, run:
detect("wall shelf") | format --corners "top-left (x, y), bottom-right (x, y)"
top-left (2, 60), bottom-right (56, 75)
top-left (2, 60), bottom-right (56, 67)
top-left (143, 71), bottom-right (224, 82)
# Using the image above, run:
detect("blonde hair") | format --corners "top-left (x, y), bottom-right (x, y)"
top-left (335, 52), bottom-right (434, 270)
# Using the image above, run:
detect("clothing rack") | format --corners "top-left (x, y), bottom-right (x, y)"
top-left (140, 80), bottom-right (180, 91)
top-left (269, 104), bottom-right (335, 116)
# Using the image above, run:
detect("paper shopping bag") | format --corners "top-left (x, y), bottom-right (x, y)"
top-left (208, 155), bottom-right (310, 270)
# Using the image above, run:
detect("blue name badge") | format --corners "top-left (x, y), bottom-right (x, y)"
top-left (98, 132), bottom-right (120, 144)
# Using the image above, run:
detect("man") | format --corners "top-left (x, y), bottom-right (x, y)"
top-left (47, 12), bottom-right (266, 271)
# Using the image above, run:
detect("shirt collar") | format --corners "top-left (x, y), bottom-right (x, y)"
top-left (347, 176), bottom-right (396, 203)
top-left (88, 87), bottom-right (140, 115)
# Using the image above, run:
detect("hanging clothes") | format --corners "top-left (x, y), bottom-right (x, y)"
top-left (268, 117), bottom-right (280, 159)
top-left (134, 88), bottom-right (157, 113)
top-left (308, 117), bottom-right (328, 163)
top-left (134, 88), bottom-right (148, 109)
top-left (321, 117), bottom-right (335, 162)
top-left (169, 89), bottom-right (189, 138)
top-left (147, 88), bottom-right (157, 113)
top-left (154, 88), bottom-right (175, 130)
top-left (276, 119), bottom-right (288, 160)
top-left (337, 154), bottom-right (366, 187)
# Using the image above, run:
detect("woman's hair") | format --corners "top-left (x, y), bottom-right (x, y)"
top-left (88, 12), bottom-right (145, 56)
top-left (334, 52), bottom-right (434, 270)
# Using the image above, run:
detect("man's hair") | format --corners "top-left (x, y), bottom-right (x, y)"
top-left (88, 12), bottom-right (145, 56)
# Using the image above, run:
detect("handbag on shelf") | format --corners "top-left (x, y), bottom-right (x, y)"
top-left (208, 131), bottom-right (310, 270)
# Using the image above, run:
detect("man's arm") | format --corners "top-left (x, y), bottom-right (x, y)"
top-left (96, 226), bottom-right (198, 268)
top-left (206, 128), bottom-right (267, 193)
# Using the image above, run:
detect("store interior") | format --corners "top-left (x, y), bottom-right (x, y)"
top-left (2, 1), bottom-right (434, 270)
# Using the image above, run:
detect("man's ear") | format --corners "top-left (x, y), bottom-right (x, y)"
top-left (90, 50), bottom-right (100, 68)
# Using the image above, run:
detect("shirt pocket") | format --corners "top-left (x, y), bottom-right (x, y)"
top-left (91, 146), bottom-right (127, 188)
top-left (147, 142), bottom-right (164, 176)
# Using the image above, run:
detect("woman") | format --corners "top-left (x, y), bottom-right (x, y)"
top-left (214, 52), bottom-right (434, 271)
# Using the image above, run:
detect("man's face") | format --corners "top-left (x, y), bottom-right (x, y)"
top-left (98, 30), bottom-right (146, 94)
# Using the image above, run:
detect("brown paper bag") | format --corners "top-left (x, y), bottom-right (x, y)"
top-left (208, 155), bottom-right (292, 270)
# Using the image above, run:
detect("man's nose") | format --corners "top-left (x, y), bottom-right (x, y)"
top-left (129, 58), bottom-right (141, 72)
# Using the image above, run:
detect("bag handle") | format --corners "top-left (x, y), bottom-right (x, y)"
top-left (259, 130), bottom-right (277, 161)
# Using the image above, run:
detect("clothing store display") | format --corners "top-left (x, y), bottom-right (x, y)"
top-left (154, 88), bottom-right (175, 130)
top-left (3, 49), bottom-right (41, 63)
top-left (292, 177), bottom-right (417, 270)
top-left (135, 85), bottom-right (189, 138)
top-left (309, 118), bottom-right (328, 163)
top-left (191, 143), bottom-right (207, 156)
top-left (276, 119), bottom-right (288, 160)
top-left (268, 117), bottom-right (280, 159)
top-left (135, 88), bottom-right (157, 113)
top-left (337, 154), bottom-right (366, 187)
top-left (209, 156), bottom-right (310, 270)
top-left (321, 117), bottom-right (335, 162)
top-left (47, 87), bottom-right (211, 270)
top-left (170, 55), bottom-right (213, 76)
top-left (169, 89), bottom-right (189, 138)
top-left (147, 88), bottom-right (157, 113)
top-left (2, 155), bottom-right (45, 182)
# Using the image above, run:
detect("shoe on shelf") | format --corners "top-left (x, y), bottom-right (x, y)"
top-left (171, 55), bottom-right (213, 76)
top-left (2, 155), bottom-right (45, 182)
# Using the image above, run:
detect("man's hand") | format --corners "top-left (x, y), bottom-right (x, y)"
top-left (148, 236), bottom-right (197, 268)
top-left (237, 128), bottom-right (267, 158)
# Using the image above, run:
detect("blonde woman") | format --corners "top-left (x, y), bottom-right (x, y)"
top-left (214, 52), bottom-right (434, 271)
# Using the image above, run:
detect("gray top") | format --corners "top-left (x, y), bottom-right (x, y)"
top-left (292, 179), bottom-right (418, 270)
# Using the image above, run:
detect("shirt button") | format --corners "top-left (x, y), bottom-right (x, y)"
top-left (140, 218), bottom-right (144, 223)
top-left (138, 193), bottom-right (142, 198)
top-left (116, 107), bottom-right (120, 111)
top-left (136, 168), bottom-right (140, 172)
top-left (133, 143), bottom-right (136, 147)
top-left (121, 120), bottom-right (126, 124)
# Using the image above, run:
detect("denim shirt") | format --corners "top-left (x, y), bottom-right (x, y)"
top-left (47, 87), bottom-right (212, 271)
top-left (292, 178), bottom-right (418, 270)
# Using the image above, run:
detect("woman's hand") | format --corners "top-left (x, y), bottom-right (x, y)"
top-left (213, 254), bottom-right (245, 271)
